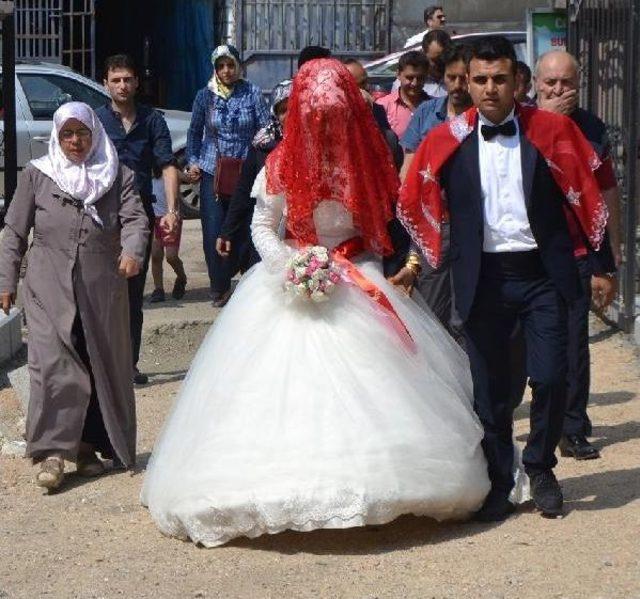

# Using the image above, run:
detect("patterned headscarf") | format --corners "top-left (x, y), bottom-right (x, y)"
top-left (252, 79), bottom-right (293, 151)
top-left (208, 44), bottom-right (242, 99)
top-left (266, 59), bottom-right (398, 255)
top-left (31, 102), bottom-right (119, 225)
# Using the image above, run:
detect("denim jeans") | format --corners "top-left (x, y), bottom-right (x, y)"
top-left (200, 172), bottom-right (249, 294)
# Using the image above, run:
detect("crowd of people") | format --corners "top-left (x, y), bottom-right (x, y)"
top-left (0, 4), bottom-right (623, 548)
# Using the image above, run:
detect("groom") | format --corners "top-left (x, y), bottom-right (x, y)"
top-left (399, 36), bottom-right (609, 521)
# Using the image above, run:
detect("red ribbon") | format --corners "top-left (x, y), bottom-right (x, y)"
top-left (331, 237), bottom-right (415, 350)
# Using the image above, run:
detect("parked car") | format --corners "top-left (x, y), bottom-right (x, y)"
top-left (0, 62), bottom-right (200, 218)
top-left (365, 31), bottom-right (528, 96)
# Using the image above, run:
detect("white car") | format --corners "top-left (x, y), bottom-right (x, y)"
top-left (364, 31), bottom-right (529, 95)
top-left (0, 62), bottom-right (200, 218)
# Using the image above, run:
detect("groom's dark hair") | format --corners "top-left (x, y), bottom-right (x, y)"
top-left (466, 35), bottom-right (517, 74)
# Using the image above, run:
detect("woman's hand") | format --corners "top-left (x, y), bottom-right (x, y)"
top-left (160, 212), bottom-right (179, 236)
top-left (387, 267), bottom-right (416, 296)
top-left (118, 255), bottom-right (141, 278)
top-left (0, 292), bottom-right (15, 315)
top-left (186, 165), bottom-right (202, 183)
top-left (216, 237), bottom-right (231, 257)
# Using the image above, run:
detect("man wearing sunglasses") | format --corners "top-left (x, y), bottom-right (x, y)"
top-left (404, 5), bottom-right (447, 48)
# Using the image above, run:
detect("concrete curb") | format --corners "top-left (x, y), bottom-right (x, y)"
top-left (0, 307), bottom-right (23, 364)
top-left (7, 363), bottom-right (29, 415)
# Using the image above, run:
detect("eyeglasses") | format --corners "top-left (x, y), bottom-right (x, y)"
top-left (59, 128), bottom-right (92, 141)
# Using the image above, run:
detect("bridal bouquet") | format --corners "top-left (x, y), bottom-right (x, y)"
top-left (284, 246), bottom-right (341, 303)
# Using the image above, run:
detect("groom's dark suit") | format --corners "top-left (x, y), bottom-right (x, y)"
top-left (440, 119), bottom-right (582, 496)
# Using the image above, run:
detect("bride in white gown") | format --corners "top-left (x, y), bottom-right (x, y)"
top-left (141, 59), bottom-right (491, 547)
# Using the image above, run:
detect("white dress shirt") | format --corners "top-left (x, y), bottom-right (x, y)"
top-left (478, 109), bottom-right (538, 253)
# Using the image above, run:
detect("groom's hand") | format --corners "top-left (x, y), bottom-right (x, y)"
top-left (388, 266), bottom-right (416, 296)
top-left (591, 273), bottom-right (617, 311)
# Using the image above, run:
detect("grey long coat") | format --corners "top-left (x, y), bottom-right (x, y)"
top-left (0, 164), bottom-right (149, 467)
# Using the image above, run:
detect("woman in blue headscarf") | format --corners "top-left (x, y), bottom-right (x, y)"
top-left (185, 44), bottom-right (269, 307)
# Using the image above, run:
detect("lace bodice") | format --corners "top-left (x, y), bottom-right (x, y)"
top-left (251, 167), bottom-right (359, 273)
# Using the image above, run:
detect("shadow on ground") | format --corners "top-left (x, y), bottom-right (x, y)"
top-left (563, 467), bottom-right (640, 512)
top-left (143, 286), bottom-right (214, 311)
top-left (225, 513), bottom-right (501, 556)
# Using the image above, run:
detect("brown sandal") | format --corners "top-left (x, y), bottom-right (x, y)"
top-left (36, 456), bottom-right (64, 490)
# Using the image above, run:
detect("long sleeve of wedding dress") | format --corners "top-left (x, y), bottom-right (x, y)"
top-left (250, 167), bottom-right (293, 273)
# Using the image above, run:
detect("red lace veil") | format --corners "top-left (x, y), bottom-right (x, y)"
top-left (266, 58), bottom-right (399, 255)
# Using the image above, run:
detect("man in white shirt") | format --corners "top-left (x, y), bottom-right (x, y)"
top-left (404, 5), bottom-right (447, 48)
top-left (431, 37), bottom-right (591, 522)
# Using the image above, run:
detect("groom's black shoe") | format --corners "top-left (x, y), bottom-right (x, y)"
top-left (559, 435), bottom-right (600, 460)
top-left (473, 490), bottom-right (516, 522)
top-left (530, 469), bottom-right (563, 517)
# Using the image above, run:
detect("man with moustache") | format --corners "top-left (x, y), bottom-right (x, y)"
top-left (533, 50), bottom-right (619, 460)
top-left (399, 43), bottom-right (471, 337)
top-left (376, 51), bottom-right (430, 139)
top-left (400, 37), bottom-right (609, 521)
top-left (404, 5), bottom-right (448, 48)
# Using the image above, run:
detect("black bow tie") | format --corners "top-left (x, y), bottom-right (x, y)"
top-left (481, 120), bottom-right (517, 141)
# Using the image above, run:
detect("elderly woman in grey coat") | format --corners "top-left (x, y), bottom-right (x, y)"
top-left (0, 102), bottom-right (149, 490)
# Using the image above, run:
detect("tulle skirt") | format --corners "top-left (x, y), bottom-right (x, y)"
top-left (141, 257), bottom-right (491, 547)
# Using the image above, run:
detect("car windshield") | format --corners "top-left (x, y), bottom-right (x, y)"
top-left (18, 73), bottom-right (108, 120)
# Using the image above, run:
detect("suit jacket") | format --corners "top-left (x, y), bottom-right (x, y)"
top-left (441, 122), bottom-right (583, 322)
top-left (220, 144), bottom-right (270, 240)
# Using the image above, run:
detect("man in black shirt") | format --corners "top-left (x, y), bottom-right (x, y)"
top-left (96, 54), bottom-right (180, 385)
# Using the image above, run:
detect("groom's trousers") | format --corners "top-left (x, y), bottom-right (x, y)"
top-left (463, 251), bottom-right (569, 496)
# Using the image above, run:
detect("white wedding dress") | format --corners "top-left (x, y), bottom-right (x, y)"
top-left (141, 169), bottom-right (491, 547)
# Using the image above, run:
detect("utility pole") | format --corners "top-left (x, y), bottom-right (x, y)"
top-left (1, 1), bottom-right (16, 215)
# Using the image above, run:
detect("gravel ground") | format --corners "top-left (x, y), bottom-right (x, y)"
top-left (1, 222), bottom-right (639, 599)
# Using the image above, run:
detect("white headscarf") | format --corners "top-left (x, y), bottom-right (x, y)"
top-left (31, 102), bottom-right (119, 225)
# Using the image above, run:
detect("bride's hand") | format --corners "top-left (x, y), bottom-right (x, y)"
top-left (387, 267), bottom-right (416, 296)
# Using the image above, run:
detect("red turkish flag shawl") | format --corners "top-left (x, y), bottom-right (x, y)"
top-left (398, 104), bottom-right (609, 267)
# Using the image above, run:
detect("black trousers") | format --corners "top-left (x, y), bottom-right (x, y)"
top-left (128, 205), bottom-right (154, 368)
top-left (509, 256), bottom-right (593, 436)
top-left (564, 256), bottom-right (592, 436)
top-left (72, 313), bottom-right (113, 459)
top-left (464, 252), bottom-right (569, 495)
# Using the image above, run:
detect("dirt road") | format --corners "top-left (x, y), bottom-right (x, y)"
top-left (1, 221), bottom-right (638, 599)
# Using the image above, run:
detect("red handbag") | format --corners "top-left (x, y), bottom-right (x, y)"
top-left (214, 155), bottom-right (244, 198)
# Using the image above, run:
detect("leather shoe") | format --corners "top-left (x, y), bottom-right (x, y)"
top-left (133, 368), bottom-right (149, 385)
top-left (472, 490), bottom-right (516, 522)
top-left (76, 452), bottom-right (106, 477)
top-left (211, 289), bottom-right (232, 308)
top-left (559, 435), bottom-right (600, 460)
top-left (530, 470), bottom-right (563, 517)
top-left (149, 288), bottom-right (165, 303)
top-left (171, 276), bottom-right (187, 300)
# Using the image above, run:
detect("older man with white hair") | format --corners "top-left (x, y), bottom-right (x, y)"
top-left (534, 49), bottom-right (620, 460)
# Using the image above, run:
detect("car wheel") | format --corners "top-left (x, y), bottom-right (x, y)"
top-left (176, 151), bottom-right (200, 220)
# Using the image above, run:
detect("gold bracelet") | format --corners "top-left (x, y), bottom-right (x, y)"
top-left (405, 253), bottom-right (422, 276)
